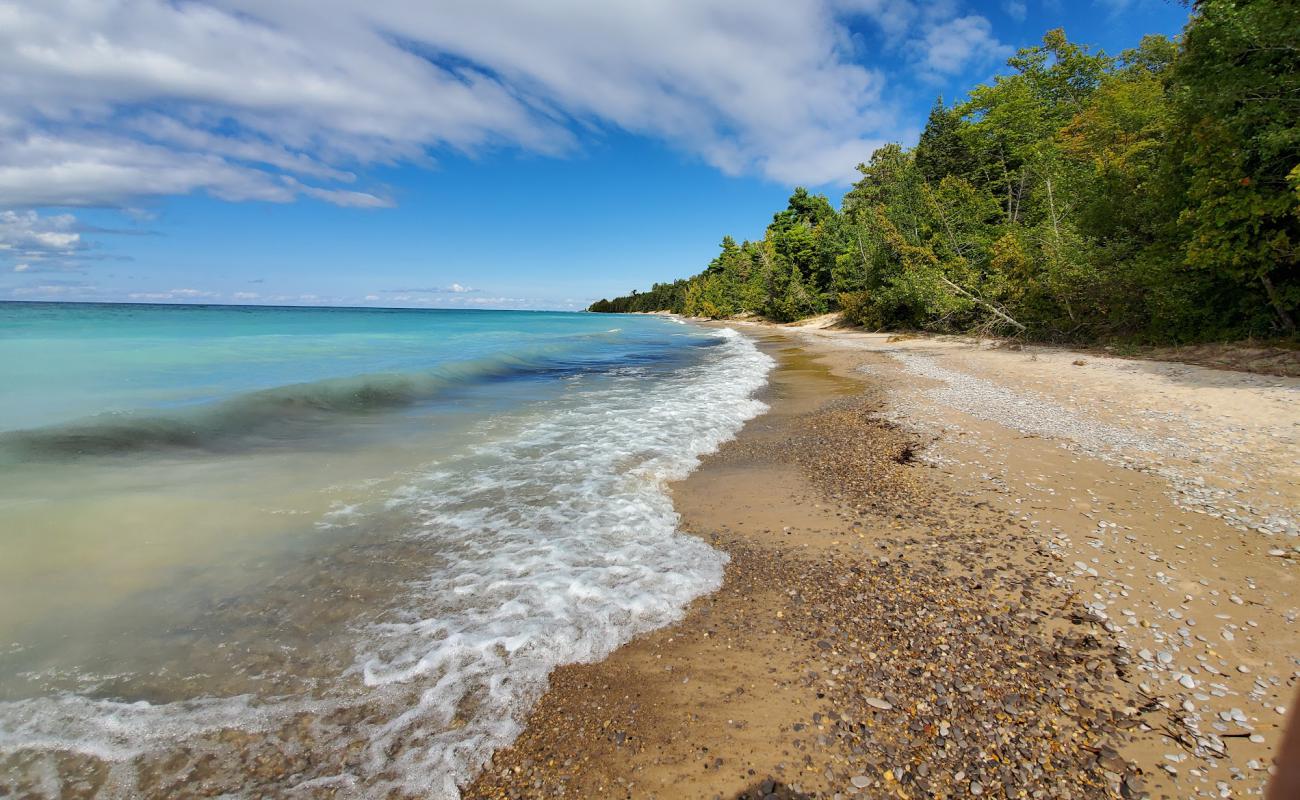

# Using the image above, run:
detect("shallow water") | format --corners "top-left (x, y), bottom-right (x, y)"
top-left (0, 303), bottom-right (772, 797)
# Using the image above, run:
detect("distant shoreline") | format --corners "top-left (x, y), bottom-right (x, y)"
top-left (469, 320), bottom-right (1298, 798)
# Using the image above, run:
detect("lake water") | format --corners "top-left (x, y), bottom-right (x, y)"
top-left (0, 302), bottom-right (772, 798)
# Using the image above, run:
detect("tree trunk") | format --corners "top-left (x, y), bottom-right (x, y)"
top-left (1044, 177), bottom-right (1076, 322)
top-left (1260, 272), bottom-right (1297, 332)
top-left (1012, 170), bottom-right (1027, 224)
top-left (999, 146), bottom-right (1014, 224)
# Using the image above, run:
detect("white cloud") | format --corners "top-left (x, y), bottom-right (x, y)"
top-left (297, 184), bottom-right (392, 209)
top-left (0, 0), bottom-right (969, 203)
top-left (833, 0), bottom-right (920, 38)
top-left (0, 209), bottom-right (84, 270)
top-left (0, 209), bottom-right (81, 251)
top-left (381, 284), bottom-right (480, 295)
top-left (232, 291), bottom-right (260, 300)
top-left (0, 132), bottom-right (390, 208)
top-left (7, 280), bottom-right (99, 298)
top-left (127, 287), bottom-right (219, 301)
top-left (1003, 0), bottom-right (1028, 21)
top-left (0, 207), bottom-right (162, 273)
top-left (911, 15), bottom-right (1013, 80)
top-left (1092, 0), bottom-right (1150, 13)
top-left (377, 291), bottom-right (530, 308)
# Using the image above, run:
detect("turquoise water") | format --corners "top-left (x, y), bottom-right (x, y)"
top-left (0, 303), bottom-right (701, 451)
top-left (0, 302), bottom-right (772, 798)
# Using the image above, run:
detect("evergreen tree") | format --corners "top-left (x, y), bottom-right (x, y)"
top-left (915, 98), bottom-right (975, 185)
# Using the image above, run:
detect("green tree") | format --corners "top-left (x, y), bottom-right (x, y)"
top-left (961, 30), bottom-right (1113, 224)
top-left (915, 98), bottom-right (976, 185)
top-left (769, 263), bottom-right (821, 322)
top-left (595, 17), bottom-right (1297, 346)
top-left (1165, 0), bottom-right (1300, 334)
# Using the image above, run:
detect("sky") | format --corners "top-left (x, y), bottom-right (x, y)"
top-left (0, 0), bottom-right (1193, 311)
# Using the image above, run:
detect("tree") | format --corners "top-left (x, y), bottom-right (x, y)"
top-left (1164, 0), bottom-right (1300, 334)
top-left (769, 263), bottom-right (821, 322)
top-left (915, 98), bottom-right (976, 185)
top-left (593, 18), bottom-right (1297, 346)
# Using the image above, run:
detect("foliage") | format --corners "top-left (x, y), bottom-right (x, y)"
top-left (590, 9), bottom-right (1299, 344)
top-left (1162, 0), bottom-right (1300, 335)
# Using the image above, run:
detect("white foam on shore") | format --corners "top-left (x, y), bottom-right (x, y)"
top-left (351, 325), bottom-right (772, 797)
top-left (0, 325), bottom-right (773, 798)
top-left (0, 693), bottom-right (313, 762)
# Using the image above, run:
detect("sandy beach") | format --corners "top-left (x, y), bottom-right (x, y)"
top-left (5, 3), bottom-right (1297, 797)
top-left (468, 322), bottom-right (1299, 799)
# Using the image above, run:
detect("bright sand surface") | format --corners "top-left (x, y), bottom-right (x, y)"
top-left (468, 322), bottom-right (1298, 799)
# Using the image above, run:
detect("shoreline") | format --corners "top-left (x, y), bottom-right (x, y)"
top-left (467, 323), bottom-right (1298, 799)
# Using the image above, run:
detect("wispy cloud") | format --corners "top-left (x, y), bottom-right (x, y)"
top-left (383, 284), bottom-right (480, 294)
top-left (0, 210), bottom-right (81, 252)
top-left (911, 15), bottom-right (1014, 81)
top-left (377, 293), bottom-right (532, 308)
top-left (0, 208), bottom-right (154, 272)
top-left (6, 279), bottom-right (99, 298)
top-left (0, 0), bottom-right (1008, 207)
top-left (126, 288), bottom-right (220, 301)
top-left (0, 209), bottom-right (85, 271)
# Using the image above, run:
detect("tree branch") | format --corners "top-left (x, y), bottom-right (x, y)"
top-left (937, 274), bottom-right (1028, 332)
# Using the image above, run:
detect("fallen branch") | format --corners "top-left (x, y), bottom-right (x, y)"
top-left (936, 275), bottom-right (1028, 332)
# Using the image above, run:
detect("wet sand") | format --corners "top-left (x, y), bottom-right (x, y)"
top-left (467, 326), bottom-right (1298, 800)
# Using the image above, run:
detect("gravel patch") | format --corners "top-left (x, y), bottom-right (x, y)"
top-left (878, 351), bottom-right (1298, 541)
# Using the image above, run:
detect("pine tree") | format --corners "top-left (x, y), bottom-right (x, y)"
top-left (915, 98), bottom-right (975, 185)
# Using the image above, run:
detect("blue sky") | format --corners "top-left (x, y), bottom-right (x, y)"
top-left (0, 0), bottom-right (1192, 310)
